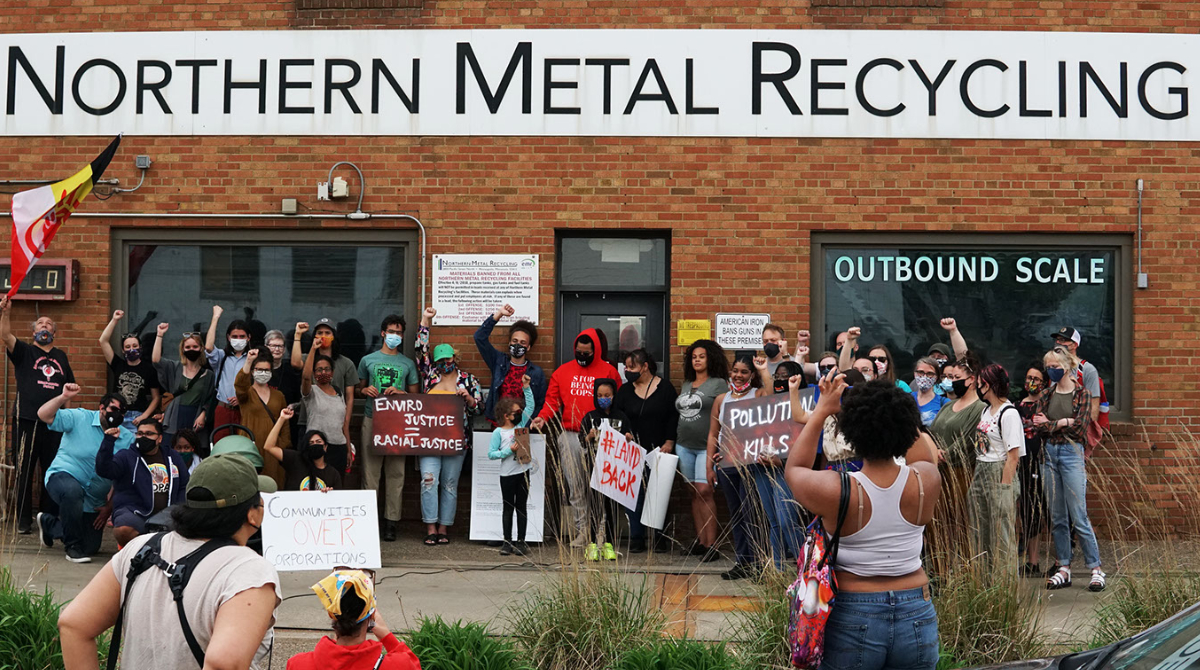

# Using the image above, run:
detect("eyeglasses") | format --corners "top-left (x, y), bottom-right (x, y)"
top-left (135, 431), bottom-right (159, 438)
top-left (913, 371), bottom-right (937, 378)
top-left (1025, 376), bottom-right (1044, 382)
top-left (266, 344), bottom-right (285, 350)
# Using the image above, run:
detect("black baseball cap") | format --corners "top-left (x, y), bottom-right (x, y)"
top-left (1051, 327), bottom-right (1081, 345)
top-left (927, 343), bottom-right (953, 358)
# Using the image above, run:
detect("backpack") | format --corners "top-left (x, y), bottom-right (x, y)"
top-left (1078, 360), bottom-right (1109, 429)
top-left (107, 533), bottom-right (237, 669)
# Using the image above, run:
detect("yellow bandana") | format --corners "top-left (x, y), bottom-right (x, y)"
top-left (311, 570), bottom-right (376, 623)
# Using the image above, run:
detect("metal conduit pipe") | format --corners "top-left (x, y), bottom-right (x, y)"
top-left (0, 211), bottom-right (428, 312)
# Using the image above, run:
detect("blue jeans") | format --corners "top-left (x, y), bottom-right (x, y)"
top-left (821, 588), bottom-right (939, 670)
top-left (419, 452), bottom-right (467, 526)
top-left (1042, 440), bottom-right (1102, 569)
top-left (716, 467), bottom-right (757, 566)
top-left (751, 465), bottom-right (803, 571)
top-left (44, 473), bottom-right (103, 557)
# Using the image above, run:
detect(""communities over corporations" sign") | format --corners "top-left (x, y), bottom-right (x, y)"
top-left (0, 29), bottom-right (1195, 140)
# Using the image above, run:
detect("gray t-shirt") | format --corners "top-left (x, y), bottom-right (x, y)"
top-left (303, 386), bottom-right (347, 444)
top-left (110, 532), bottom-right (281, 670)
top-left (674, 377), bottom-right (729, 451)
top-left (1079, 360), bottom-right (1101, 398)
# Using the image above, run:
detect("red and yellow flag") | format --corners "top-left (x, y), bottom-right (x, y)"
top-left (9, 135), bottom-right (120, 297)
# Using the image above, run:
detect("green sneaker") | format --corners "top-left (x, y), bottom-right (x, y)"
top-left (585, 543), bottom-right (600, 561)
top-left (602, 542), bottom-right (617, 561)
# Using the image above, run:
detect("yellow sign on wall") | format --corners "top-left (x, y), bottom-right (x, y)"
top-left (677, 319), bottom-right (712, 347)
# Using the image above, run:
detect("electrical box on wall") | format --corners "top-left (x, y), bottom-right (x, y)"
top-left (0, 259), bottom-right (81, 300)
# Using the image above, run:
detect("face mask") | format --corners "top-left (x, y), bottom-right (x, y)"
top-left (104, 410), bottom-right (124, 430)
top-left (384, 333), bottom-right (403, 350)
top-left (730, 379), bottom-right (752, 394)
top-left (575, 351), bottom-right (594, 367)
top-left (939, 378), bottom-right (955, 394)
top-left (625, 369), bottom-right (642, 384)
top-left (1047, 368), bottom-right (1065, 384)
top-left (316, 334), bottom-right (334, 349)
top-left (1026, 379), bottom-right (1044, 394)
top-left (509, 343), bottom-right (528, 359)
top-left (183, 349), bottom-right (202, 362)
top-left (913, 376), bottom-right (935, 392)
top-left (861, 371), bottom-right (875, 381)
top-left (874, 359), bottom-right (888, 375)
top-left (951, 379), bottom-right (970, 397)
top-left (596, 397), bottom-right (613, 410)
top-left (33, 329), bottom-right (54, 345)
top-left (124, 348), bottom-right (141, 362)
top-left (976, 385), bottom-right (988, 399)
top-left (773, 379), bottom-right (788, 394)
top-left (252, 370), bottom-right (273, 385)
top-left (435, 360), bottom-right (457, 375)
top-left (229, 338), bottom-right (248, 352)
top-left (136, 436), bottom-right (158, 455)
top-left (304, 443), bottom-right (326, 461)
top-left (763, 343), bottom-right (781, 359)
top-left (180, 452), bottom-right (195, 465)
top-left (818, 365), bottom-right (836, 379)
top-left (315, 371), bottom-right (333, 385)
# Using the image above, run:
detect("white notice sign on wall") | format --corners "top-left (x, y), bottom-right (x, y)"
top-left (432, 254), bottom-right (539, 326)
top-left (715, 313), bottom-right (771, 350)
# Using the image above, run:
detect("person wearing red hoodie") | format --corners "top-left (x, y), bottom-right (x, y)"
top-left (531, 328), bottom-right (620, 547)
top-left (288, 569), bottom-right (421, 670)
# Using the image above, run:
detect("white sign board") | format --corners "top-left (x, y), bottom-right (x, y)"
top-left (588, 427), bottom-right (646, 512)
top-left (261, 490), bottom-right (381, 572)
top-left (469, 430), bottom-right (547, 542)
top-left (1, 30), bottom-right (1198, 141)
top-left (715, 313), bottom-right (771, 350)
top-left (432, 255), bottom-right (539, 327)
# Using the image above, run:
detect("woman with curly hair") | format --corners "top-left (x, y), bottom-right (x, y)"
top-left (785, 375), bottom-right (943, 670)
top-left (674, 339), bottom-right (729, 559)
top-left (1034, 347), bottom-right (1103, 591)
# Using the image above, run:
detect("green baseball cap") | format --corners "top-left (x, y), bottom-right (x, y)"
top-left (432, 344), bottom-right (456, 361)
top-left (185, 453), bottom-right (278, 509)
top-left (210, 432), bottom-right (264, 468)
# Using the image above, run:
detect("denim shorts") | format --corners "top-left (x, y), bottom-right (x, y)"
top-left (821, 587), bottom-right (939, 670)
top-left (675, 445), bottom-right (708, 484)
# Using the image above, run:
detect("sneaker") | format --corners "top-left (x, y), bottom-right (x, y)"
top-left (585, 543), bottom-right (600, 561)
top-left (499, 542), bottom-right (514, 556)
top-left (382, 521), bottom-right (397, 542)
top-left (17, 522), bottom-right (31, 535)
top-left (602, 542), bottom-right (617, 561)
top-left (721, 563), bottom-right (752, 581)
top-left (1089, 569), bottom-right (1107, 592)
top-left (65, 551), bottom-right (91, 564)
top-left (569, 534), bottom-right (589, 548)
top-left (485, 540), bottom-right (503, 548)
top-left (36, 513), bottom-right (53, 548)
top-left (683, 542), bottom-right (707, 557)
top-left (699, 546), bottom-right (721, 563)
top-left (628, 540), bottom-right (647, 554)
top-left (515, 542), bottom-right (531, 556)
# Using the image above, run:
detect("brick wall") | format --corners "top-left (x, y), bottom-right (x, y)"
top-left (2, 1), bottom-right (1198, 536)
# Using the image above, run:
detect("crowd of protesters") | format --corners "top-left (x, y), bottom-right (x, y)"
top-left (1, 294), bottom-right (1110, 669)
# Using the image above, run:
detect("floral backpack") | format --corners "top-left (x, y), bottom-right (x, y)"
top-left (787, 470), bottom-right (852, 669)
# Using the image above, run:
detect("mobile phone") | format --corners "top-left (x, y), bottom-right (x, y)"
top-left (287, 403), bottom-right (300, 412)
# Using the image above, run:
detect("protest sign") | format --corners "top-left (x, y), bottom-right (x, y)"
top-left (469, 431), bottom-right (547, 542)
top-left (432, 254), bottom-right (539, 326)
top-left (370, 394), bottom-right (466, 456)
top-left (717, 389), bottom-right (813, 468)
top-left (261, 490), bottom-right (381, 572)
top-left (715, 313), bottom-right (770, 350)
top-left (588, 427), bottom-right (646, 512)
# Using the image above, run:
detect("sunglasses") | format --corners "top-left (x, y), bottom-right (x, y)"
top-left (867, 356), bottom-right (888, 363)
top-left (181, 332), bottom-right (201, 338)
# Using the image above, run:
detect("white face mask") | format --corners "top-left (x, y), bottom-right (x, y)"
top-left (230, 338), bottom-right (248, 352)
top-left (252, 370), bottom-right (273, 385)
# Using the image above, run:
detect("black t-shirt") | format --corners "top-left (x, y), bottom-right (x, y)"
top-left (8, 340), bottom-right (74, 421)
top-left (109, 355), bottom-right (161, 413)
top-left (145, 450), bottom-right (170, 513)
top-left (613, 378), bottom-right (680, 450)
top-left (280, 449), bottom-right (342, 491)
top-left (271, 363), bottom-right (302, 405)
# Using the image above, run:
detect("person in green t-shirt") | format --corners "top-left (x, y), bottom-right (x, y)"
top-left (356, 314), bottom-right (419, 542)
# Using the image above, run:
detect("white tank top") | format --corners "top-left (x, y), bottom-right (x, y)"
top-left (834, 465), bottom-right (926, 577)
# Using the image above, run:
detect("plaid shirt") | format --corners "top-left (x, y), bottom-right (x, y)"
top-left (415, 325), bottom-right (483, 438)
top-left (1031, 384), bottom-right (1091, 444)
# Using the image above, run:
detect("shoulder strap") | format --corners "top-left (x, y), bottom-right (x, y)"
top-left (169, 536), bottom-right (239, 666)
top-left (107, 533), bottom-right (169, 670)
top-left (373, 648), bottom-right (387, 670)
top-left (822, 471), bottom-right (853, 569)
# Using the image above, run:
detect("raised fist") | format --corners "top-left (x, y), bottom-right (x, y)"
top-left (111, 310), bottom-right (125, 321)
top-left (62, 383), bottom-right (81, 399)
top-left (846, 326), bottom-right (861, 341)
top-left (295, 322), bottom-right (310, 335)
top-left (157, 323), bottom-right (170, 337)
top-left (940, 318), bottom-right (957, 332)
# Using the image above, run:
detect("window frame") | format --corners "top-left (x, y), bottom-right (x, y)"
top-left (810, 232), bottom-right (1134, 422)
top-left (111, 225), bottom-right (419, 353)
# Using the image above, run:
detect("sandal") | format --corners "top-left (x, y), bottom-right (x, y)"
top-left (1047, 566), bottom-right (1072, 590)
top-left (424, 534), bottom-right (438, 546)
top-left (437, 534), bottom-right (450, 545)
top-left (1089, 569), bottom-right (1107, 592)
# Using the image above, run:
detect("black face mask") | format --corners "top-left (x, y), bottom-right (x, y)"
top-left (104, 410), bottom-right (124, 430)
top-left (136, 436), bottom-right (158, 455)
top-left (575, 351), bottom-right (594, 367)
top-left (304, 443), bottom-right (327, 461)
top-left (183, 349), bottom-right (202, 362)
top-left (773, 379), bottom-right (788, 394)
top-left (624, 369), bottom-right (641, 384)
top-left (763, 343), bottom-right (781, 359)
top-left (509, 344), bottom-right (528, 359)
top-left (951, 379), bottom-right (970, 398)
